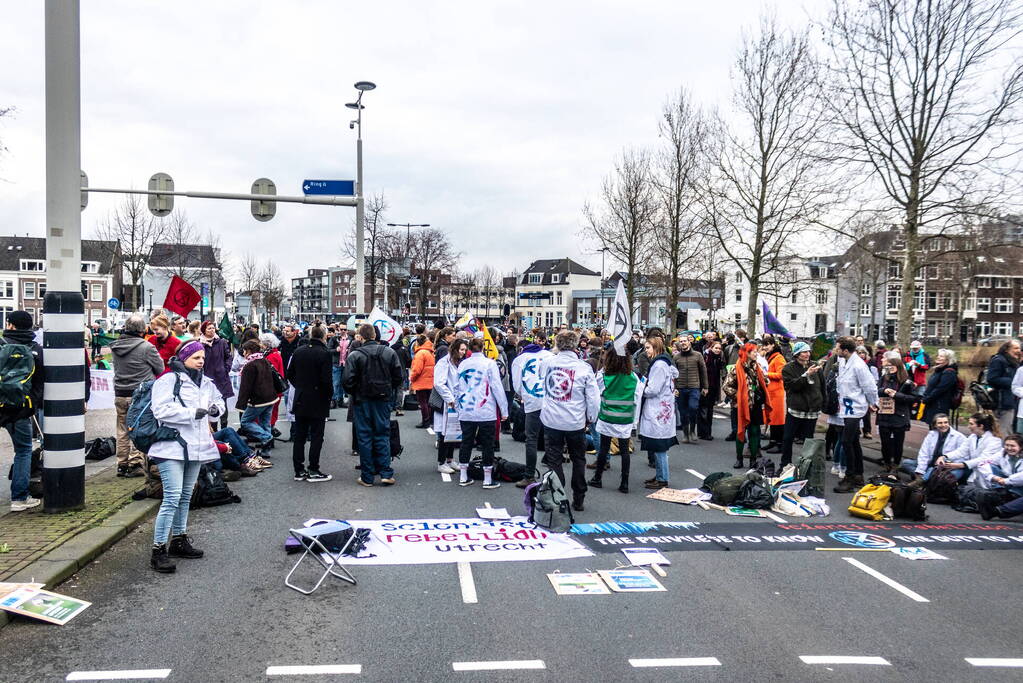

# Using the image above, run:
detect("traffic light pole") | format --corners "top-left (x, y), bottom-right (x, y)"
top-left (42, 0), bottom-right (86, 512)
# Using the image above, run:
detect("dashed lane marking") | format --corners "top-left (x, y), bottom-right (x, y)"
top-left (965, 658), bottom-right (1023, 668)
top-left (66, 671), bottom-right (171, 681)
top-left (457, 561), bottom-right (478, 604)
top-left (799, 656), bottom-right (890, 665)
top-left (842, 557), bottom-right (929, 602)
top-left (441, 472), bottom-right (452, 483)
top-left (266, 665), bottom-right (361, 675)
top-left (761, 511), bottom-right (786, 523)
top-left (685, 469), bottom-right (706, 480)
top-left (452, 660), bottom-right (545, 671)
top-left (629, 658), bottom-right (721, 667)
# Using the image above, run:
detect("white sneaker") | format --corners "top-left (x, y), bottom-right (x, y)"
top-left (830, 465), bottom-right (840, 475)
top-left (11, 496), bottom-right (42, 512)
top-left (437, 463), bottom-right (456, 474)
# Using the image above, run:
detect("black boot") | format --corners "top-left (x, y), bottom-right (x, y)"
top-left (572, 498), bottom-right (584, 512)
top-left (588, 473), bottom-right (603, 488)
top-left (168, 534), bottom-right (204, 559)
top-left (151, 544), bottom-right (176, 573)
top-left (619, 455), bottom-right (630, 493)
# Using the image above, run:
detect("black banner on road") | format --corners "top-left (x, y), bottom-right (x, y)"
top-left (570, 521), bottom-right (1023, 553)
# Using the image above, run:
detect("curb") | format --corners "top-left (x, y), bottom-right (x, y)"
top-left (0, 498), bottom-right (159, 630)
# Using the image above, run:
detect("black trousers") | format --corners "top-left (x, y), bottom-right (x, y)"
top-left (781, 415), bottom-right (817, 466)
top-left (437, 434), bottom-right (456, 464)
top-left (842, 417), bottom-right (864, 476)
top-left (458, 420), bottom-right (496, 466)
top-left (594, 434), bottom-right (631, 484)
top-left (543, 426), bottom-right (588, 501)
top-left (697, 393), bottom-right (716, 438)
top-left (879, 426), bottom-right (906, 467)
top-left (292, 416), bottom-right (326, 474)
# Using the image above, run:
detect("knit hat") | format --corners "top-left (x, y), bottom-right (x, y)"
top-left (177, 340), bottom-right (204, 361)
top-left (792, 341), bottom-right (811, 355)
top-left (200, 320), bottom-right (215, 336)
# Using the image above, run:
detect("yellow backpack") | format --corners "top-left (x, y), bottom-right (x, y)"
top-left (848, 483), bottom-right (892, 521)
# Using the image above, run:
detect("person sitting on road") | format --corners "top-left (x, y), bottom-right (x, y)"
top-left (453, 338), bottom-right (507, 489)
top-left (235, 340), bottom-right (279, 449)
top-left (148, 340), bottom-right (225, 573)
top-left (977, 434), bottom-right (1023, 520)
top-left (210, 424), bottom-right (268, 477)
top-left (588, 344), bottom-right (644, 494)
top-left (900, 413), bottom-right (967, 482)
top-left (934, 412), bottom-right (1003, 483)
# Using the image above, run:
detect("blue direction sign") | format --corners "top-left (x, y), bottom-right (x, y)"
top-left (302, 179), bottom-right (355, 196)
top-left (108, 298), bottom-right (120, 310)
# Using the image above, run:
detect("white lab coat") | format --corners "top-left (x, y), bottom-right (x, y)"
top-left (639, 358), bottom-right (679, 440)
top-left (539, 351), bottom-right (599, 431)
top-left (1012, 365), bottom-right (1023, 420)
top-left (453, 353), bottom-right (508, 423)
top-left (594, 370), bottom-right (644, 439)
top-left (837, 353), bottom-right (878, 419)
top-left (914, 429), bottom-right (967, 475)
top-left (148, 370), bottom-right (225, 463)
top-left (948, 430), bottom-right (1003, 464)
top-left (511, 348), bottom-right (553, 414)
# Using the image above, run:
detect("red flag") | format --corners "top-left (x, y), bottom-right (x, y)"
top-left (163, 275), bottom-right (201, 316)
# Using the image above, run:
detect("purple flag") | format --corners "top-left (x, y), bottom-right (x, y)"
top-left (761, 301), bottom-right (794, 338)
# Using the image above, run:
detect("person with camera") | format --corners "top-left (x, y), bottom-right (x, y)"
top-left (779, 341), bottom-right (823, 467)
top-left (148, 340), bottom-right (225, 573)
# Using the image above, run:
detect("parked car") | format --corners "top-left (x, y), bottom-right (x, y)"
top-left (978, 334), bottom-right (1015, 347)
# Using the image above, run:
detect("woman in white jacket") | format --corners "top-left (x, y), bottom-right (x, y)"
top-left (452, 338), bottom-right (508, 489)
top-left (639, 336), bottom-right (680, 490)
top-left (432, 339), bottom-right (466, 475)
top-left (148, 340), bottom-right (226, 573)
top-left (588, 345), bottom-right (644, 494)
top-left (939, 412), bottom-right (1004, 485)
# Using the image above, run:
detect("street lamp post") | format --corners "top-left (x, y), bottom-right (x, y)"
top-left (347, 80), bottom-right (376, 315)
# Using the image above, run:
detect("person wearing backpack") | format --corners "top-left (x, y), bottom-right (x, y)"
top-left (920, 349), bottom-right (959, 424)
top-left (985, 340), bottom-right (1021, 437)
top-left (588, 344), bottom-right (644, 493)
top-left (540, 330), bottom-right (599, 509)
top-left (2, 311), bottom-right (45, 512)
top-left (874, 351), bottom-right (919, 473)
top-left (110, 314), bottom-right (165, 479)
top-left (639, 335), bottom-right (680, 490)
top-left (343, 323), bottom-right (404, 487)
top-left (779, 341), bottom-right (823, 467)
top-left (287, 324), bottom-right (334, 482)
top-left (148, 340), bottom-right (226, 573)
top-left (510, 332), bottom-right (553, 488)
top-left (451, 337), bottom-right (508, 489)
top-left (234, 340), bottom-right (280, 449)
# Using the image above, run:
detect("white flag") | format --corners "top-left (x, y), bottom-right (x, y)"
top-left (368, 306), bottom-right (401, 346)
top-left (610, 279), bottom-right (632, 357)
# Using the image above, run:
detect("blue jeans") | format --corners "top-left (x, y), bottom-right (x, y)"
top-left (354, 400), bottom-right (393, 482)
top-left (213, 427), bottom-right (253, 469)
top-left (5, 418), bottom-right (33, 502)
top-left (652, 450), bottom-right (669, 483)
top-left (898, 458), bottom-right (967, 482)
top-left (153, 459), bottom-right (202, 545)
top-left (240, 404), bottom-right (273, 442)
top-left (332, 365), bottom-right (345, 403)
top-left (676, 388), bottom-right (700, 433)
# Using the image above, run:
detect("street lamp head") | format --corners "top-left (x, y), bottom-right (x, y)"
top-left (345, 102), bottom-right (364, 110)
top-left (354, 81), bottom-right (376, 92)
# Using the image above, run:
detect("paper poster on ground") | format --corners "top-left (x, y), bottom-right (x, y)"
top-left (548, 573), bottom-right (610, 595)
top-left (646, 488), bottom-right (710, 505)
top-left (598, 569), bottom-right (666, 592)
top-left (0, 585), bottom-right (91, 625)
top-left (621, 547), bottom-right (671, 567)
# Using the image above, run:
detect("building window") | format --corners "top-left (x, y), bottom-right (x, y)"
top-left (528, 273), bottom-right (541, 284)
top-left (551, 274), bottom-right (560, 284)
top-left (789, 313), bottom-right (797, 321)
top-left (23, 281), bottom-right (35, 300)
top-left (860, 283), bottom-right (872, 297)
top-left (926, 292), bottom-right (938, 311)
top-left (0, 281), bottom-right (12, 299)
top-left (735, 271), bottom-right (742, 283)
top-left (995, 277), bottom-right (1011, 289)
top-left (19, 259), bottom-right (45, 272)
top-left (859, 302), bottom-right (871, 316)
top-left (995, 298), bottom-right (1013, 313)
top-left (91, 283), bottom-right (102, 302)
top-left (888, 262), bottom-right (902, 279)
top-left (735, 289), bottom-right (742, 303)
top-left (555, 291), bottom-right (563, 306)
top-left (25, 307), bottom-right (35, 322)
top-left (994, 321), bottom-right (1013, 336)
top-left (977, 321), bottom-right (992, 337)
top-left (976, 276), bottom-right (992, 288)
top-left (886, 285), bottom-right (901, 312)
top-left (815, 289), bottom-right (828, 304)
top-left (81, 262), bottom-right (99, 274)
top-left (977, 297), bottom-right (991, 313)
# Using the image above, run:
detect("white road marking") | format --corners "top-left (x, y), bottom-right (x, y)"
top-left (66, 671), bottom-right (171, 681)
top-left (629, 658), bottom-right (721, 667)
top-left (761, 511), bottom-right (786, 523)
top-left (441, 472), bottom-right (452, 483)
top-left (966, 658), bottom-right (1023, 667)
top-left (686, 468), bottom-right (706, 480)
top-left (842, 557), bottom-right (929, 602)
top-left (266, 665), bottom-right (362, 675)
top-left (457, 561), bottom-right (477, 604)
top-left (452, 660), bottom-right (545, 671)
top-left (799, 656), bottom-right (890, 665)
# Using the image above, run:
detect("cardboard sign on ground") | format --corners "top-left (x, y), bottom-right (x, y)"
top-left (0, 584), bottom-right (91, 625)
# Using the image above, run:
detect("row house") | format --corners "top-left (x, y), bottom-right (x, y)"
top-left (514, 258), bottom-right (601, 330)
top-left (441, 276), bottom-right (516, 322)
top-left (142, 243), bottom-right (226, 320)
top-left (328, 266), bottom-right (453, 321)
top-left (572, 272), bottom-right (724, 331)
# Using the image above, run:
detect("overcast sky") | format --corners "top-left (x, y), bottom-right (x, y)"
top-left (0, 1), bottom-right (815, 286)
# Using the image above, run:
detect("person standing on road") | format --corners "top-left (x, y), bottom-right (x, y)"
top-left (540, 331), bottom-right (599, 510)
top-left (904, 340), bottom-right (930, 394)
top-left (761, 335), bottom-right (787, 454)
top-left (639, 336), bottom-right (679, 489)
top-left (410, 334), bottom-right (435, 428)
top-left (874, 351), bottom-right (918, 473)
top-left (920, 349), bottom-right (960, 424)
top-left (288, 324), bottom-right (334, 482)
top-left (110, 314), bottom-right (164, 478)
top-left (697, 340), bottom-right (724, 441)
top-left (329, 326), bottom-right (351, 409)
top-left (432, 338), bottom-right (466, 474)
top-left (344, 324), bottom-right (404, 487)
top-left (511, 332), bottom-right (553, 487)
top-left (733, 342), bottom-right (769, 470)
top-left (779, 341), bottom-right (822, 467)
top-left (3, 311), bottom-right (45, 512)
top-left (199, 321), bottom-right (233, 431)
top-left (259, 333), bottom-right (285, 441)
top-left (588, 345), bottom-right (643, 494)
top-left (148, 340), bottom-right (225, 573)
top-left (279, 324), bottom-right (301, 370)
top-left (833, 336), bottom-right (879, 494)
top-left (985, 340), bottom-right (1021, 437)
top-left (453, 338), bottom-right (508, 489)
top-left (147, 314), bottom-right (181, 368)
top-left (1013, 364), bottom-right (1023, 434)
top-left (672, 335), bottom-right (707, 445)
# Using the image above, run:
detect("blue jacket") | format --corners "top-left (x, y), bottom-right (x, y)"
top-left (986, 352), bottom-right (1020, 412)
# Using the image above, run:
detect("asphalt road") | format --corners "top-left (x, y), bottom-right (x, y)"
top-left (1, 408), bottom-right (1020, 682)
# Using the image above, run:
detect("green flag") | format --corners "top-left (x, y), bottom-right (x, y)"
top-left (218, 312), bottom-right (237, 345)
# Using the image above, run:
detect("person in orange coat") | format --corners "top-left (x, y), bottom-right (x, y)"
top-left (734, 342), bottom-right (771, 469)
top-left (761, 334), bottom-right (787, 454)
top-left (409, 335), bottom-right (435, 428)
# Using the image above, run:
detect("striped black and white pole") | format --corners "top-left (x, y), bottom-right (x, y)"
top-left (42, 0), bottom-right (86, 512)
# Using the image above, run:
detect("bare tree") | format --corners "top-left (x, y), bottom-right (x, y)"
top-left (202, 229), bottom-right (228, 320)
top-left (471, 265), bottom-right (501, 319)
top-left (158, 211), bottom-right (204, 287)
top-left (93, 194), bottom-right (166, 312)
top-left (341, 191), bottom-right (399, 301)
top-left (0, 105), bottom-right (13, 169)
top-left (703, 16), bottom-right (834, 333)
top-left (653, 89), bottom-right (709, 336)
top-left (237, 252), bottom-right (262, 315)
top-left (259, 261), bottom-right (286, 324)
top-left (583, 148), bottom-right (656, 303)
top-left (407, 228), bottom-right (459, 318)
top-left (826, 0), bottom-right (1023, 348)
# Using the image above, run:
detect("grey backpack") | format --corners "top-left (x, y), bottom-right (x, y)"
top-left (527, 469), bottom-right (573, 533)
top-left (797, 438), bottom-right (826, 497)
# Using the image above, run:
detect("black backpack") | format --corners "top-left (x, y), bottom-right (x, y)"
top-left (822, 365), bottom-right (839, 415)
top-left (889, 483), bottom-right (927, 521)
top-left (84, 436), bottom-right (116, 461)
top-left (924, 468), bottom-right (960, 504)
top-left (734, 473), bottom-right (774, 509)
top-left (355, 346), bottom-right (393, 400)
top-left (753, 457), bottom-right (776, 478)
top-left (970, 369), bottom-right (997, 410)
top-left (494, 456), bottom-right (527, 482)
top-left (190, 464), bottom-right (241, 509)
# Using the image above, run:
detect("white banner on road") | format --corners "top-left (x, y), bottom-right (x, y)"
top-left (305, 517), bottom-right (592, 565)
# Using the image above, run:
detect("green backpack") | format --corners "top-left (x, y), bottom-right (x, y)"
top-left (0, 341), bottom-right (35, 413)
top-left (710, 474), bottom-right (747, 506)
top-left (796, 438), bottom-right (826, 497)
